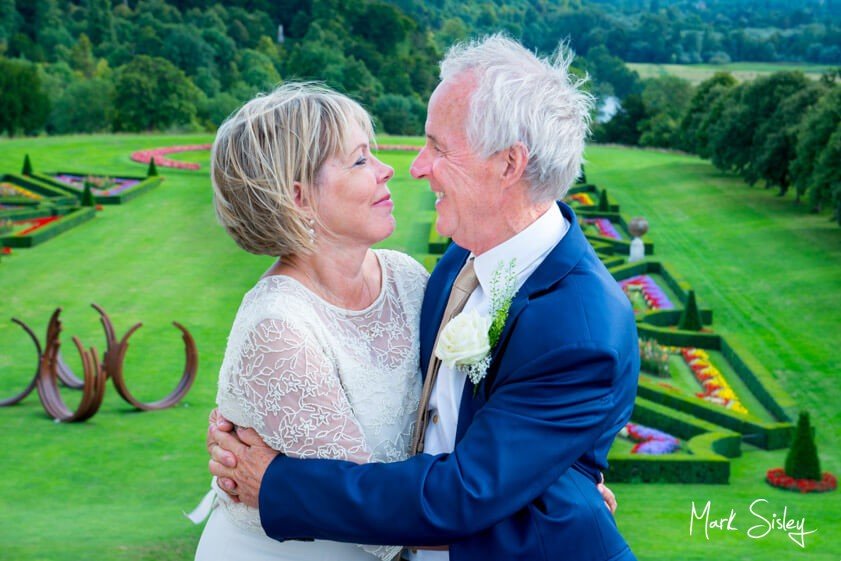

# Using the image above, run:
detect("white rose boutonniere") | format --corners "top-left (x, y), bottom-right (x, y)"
top-left (434, 259), bottom-right (518, 390)
top-left (436, 310), bottom-right (492, 369)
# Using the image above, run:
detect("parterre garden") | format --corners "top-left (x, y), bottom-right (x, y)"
top-left (1, 136), bottom-right (838, 560)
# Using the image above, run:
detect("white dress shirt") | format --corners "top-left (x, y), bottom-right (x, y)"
top-left (413, 204), bottom-right (568, 561)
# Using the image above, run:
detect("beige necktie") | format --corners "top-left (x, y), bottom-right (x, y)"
top-left (410, 258), bottom-right (479, 455)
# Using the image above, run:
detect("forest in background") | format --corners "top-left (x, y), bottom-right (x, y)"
top-left (0, 0), bottom-right (838, 221)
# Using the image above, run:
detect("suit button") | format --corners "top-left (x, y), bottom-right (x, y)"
top-left (432, 413), bottom-right (439, 424)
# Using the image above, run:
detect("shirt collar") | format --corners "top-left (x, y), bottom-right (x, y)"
top-left (472, 204), bottom-right (567, 293)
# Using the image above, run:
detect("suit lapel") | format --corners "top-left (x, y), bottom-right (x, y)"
top-left (455, 202), bottom-right (590, 439)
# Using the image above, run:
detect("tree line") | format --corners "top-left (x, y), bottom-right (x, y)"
top-left (595, 69), bottom-right (841, 225)
top-left (0, 0), bottom-right (439, 136)
top-left (1, 0), bottom-right (838, 138)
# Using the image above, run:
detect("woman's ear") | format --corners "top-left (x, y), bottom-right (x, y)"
top-left (501, 142), bottom-right (529, 186)
top-left (293, 181), bottom-right (310, 210)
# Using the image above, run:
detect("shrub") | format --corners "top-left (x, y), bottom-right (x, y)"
top-left (81, 183), bottom-right (95, 207)
top-left (784, 411), bottom-right (821, 480)
top-left (22, 154), bottom-right (33, 175)
top-left (598, 188), bottom-right (609, 211)
top-left (678, 290), bottom-right (703, 331)
top-left (147, 158), bottom-right (158, 177)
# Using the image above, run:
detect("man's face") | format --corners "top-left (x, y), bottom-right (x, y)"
top-left (410, 72), bottom-right (504, 252)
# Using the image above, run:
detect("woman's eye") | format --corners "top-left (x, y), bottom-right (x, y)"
top-left (355, 157), bottom-right (367, 166)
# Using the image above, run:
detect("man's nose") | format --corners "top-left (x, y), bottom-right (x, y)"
top-left (410, 148), bottom-right (430, 179)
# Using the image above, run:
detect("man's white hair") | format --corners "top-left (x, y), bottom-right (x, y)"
top-left (440, 34), bottom-right (594, 202)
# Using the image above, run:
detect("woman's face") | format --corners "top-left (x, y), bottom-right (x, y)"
top-left (312, 121), bottom-right (396, 248)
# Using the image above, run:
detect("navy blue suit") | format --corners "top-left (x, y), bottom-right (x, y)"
top-left (259, 202), bottom-right (639, 561)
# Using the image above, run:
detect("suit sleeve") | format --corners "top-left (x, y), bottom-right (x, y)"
top-left (259, 342), bottom-right (622, 545)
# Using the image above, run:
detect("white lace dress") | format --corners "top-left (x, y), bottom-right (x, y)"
top-left (194, 249), bottom-right (427, 561)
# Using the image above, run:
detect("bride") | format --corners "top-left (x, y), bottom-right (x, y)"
top-left (193, 83), bottom-right (426, 561)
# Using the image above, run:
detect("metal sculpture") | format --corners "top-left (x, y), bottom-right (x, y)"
top-left (0, 304), bottom-right (198, 422)
top-left (92, 302), bottom-right (198, 411)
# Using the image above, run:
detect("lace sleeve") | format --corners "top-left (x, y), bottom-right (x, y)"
top-left (226, 317), bottom-right (372, 464)
top-left (224, 317), bottom-right (402, 561)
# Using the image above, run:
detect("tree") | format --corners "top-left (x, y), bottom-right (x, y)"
top-left (677, 291), bottom-right (703, 331)
top-left (81, 183), bottom-right (96, 207)
top-left (238, 48), bottom-right (281, 92)
top-left (147, 158), bottom-right (158, 177)
top-left (678, 72), bottom-right (737, 153)
top-left (0, 0), bottom-right (19, 49)
top-left (22, 154), bottom-right (32, 175)
top-left (162, 25), bottom-right (215, 77)
top-left (584, 45), bottom-right (641, 99)
top-left (373, 94), bottom-right (425, 135)
top-left (638, 75), bottom-right (693, 148)
top-left (707, 72), bottom-right (809, 177)
top-left (35, 0), bottom-right (72, 61)
top-left (791, 87), bottom-right (841, 205)
top-left (750, 82), bottom-right (827, 195)
top-left (112, 55), bottom-right (201, 131)
top-left (809, 126), bottom-right (841, 222)
top-left (784, 412), bottom-right (821, 480)
top-left (50, 78), bottom-right (113, 134)
top-left (594, 93), bottom-right (646, 145)
top-left (70, 34), bottom-right (97, 78)
top-left (86, 0), bottom-right (115, 45)
top-left (0, 57), bottom-right (50, 136)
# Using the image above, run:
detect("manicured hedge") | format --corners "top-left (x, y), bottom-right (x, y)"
top-left (29, 172), bottom-right (79, 196)
top-left (100, 175), bottom-right (163, 205)
top-left (632, 397), bottom-right (734, 444)
top-left (720, 337), bottom-right (797, 422)
top-left (610, 259), bottom-right (691, 302)
top-left (0, 197), bottom-right (40, 207)
top-left (638, 309), bottom-right (714, 328)
top-left (40, 172), bottom-right (164, 205)
top-left (1, 174), bottom-right (75, 202)
top-left (606, 453), bottom-right (730, 484)
top-left (0, 207), bottom-right (95, 248)
top-left (637, 378), bottom-right (792, 449)
top-left (687, 431), bottom-right (743, 459)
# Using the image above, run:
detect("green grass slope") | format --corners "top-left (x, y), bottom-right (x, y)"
top-left (0, 137), bottom-right (837, 560)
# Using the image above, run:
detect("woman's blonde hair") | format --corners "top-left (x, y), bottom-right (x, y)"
top-left (211, 82), bottom-right (374, 257)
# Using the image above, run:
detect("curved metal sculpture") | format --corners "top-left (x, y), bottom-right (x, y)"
top-left (35, 309), bottom-right (106, 422)
top-left (92, 302), bottom-right (198, 410)
top-left (0, 318), bottom-right (42, 406)
top-left (1, 305), bottom-right (198, 421)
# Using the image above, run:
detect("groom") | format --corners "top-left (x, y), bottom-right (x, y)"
top-left (209, 35), bottom-right (638, 561)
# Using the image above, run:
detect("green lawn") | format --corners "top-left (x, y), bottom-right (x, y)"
top-left (587, 145), bottom-right (840, 560)
top-left (626, 62), bottom-right (835, 84)
top-left (1, 137), bottom-right (838, 560)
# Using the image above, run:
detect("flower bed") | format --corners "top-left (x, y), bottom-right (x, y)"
top-left (765, 468), bottom-right (837, 493)
top-left (566, 192), bottom-right (595, 206)
top-left (620, 422), bottom-right (681, 455)
top-left (681, 348), bottom-right (749, 415)
top-left (14, 216), bottom-right (59, 236)
top-left (0, 182), bottom-right (43, 200)
top-left (53, 174), bottom-right (140, 196)
top-left (130, 144), bottom-right (211, 170)
top-left (619, 274), bottom-right (675, 310)
top-left (582, 217), bottom-right (622, 239)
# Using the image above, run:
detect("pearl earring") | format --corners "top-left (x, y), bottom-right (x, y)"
top-left (307, 218), bottom-right (316, 243)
